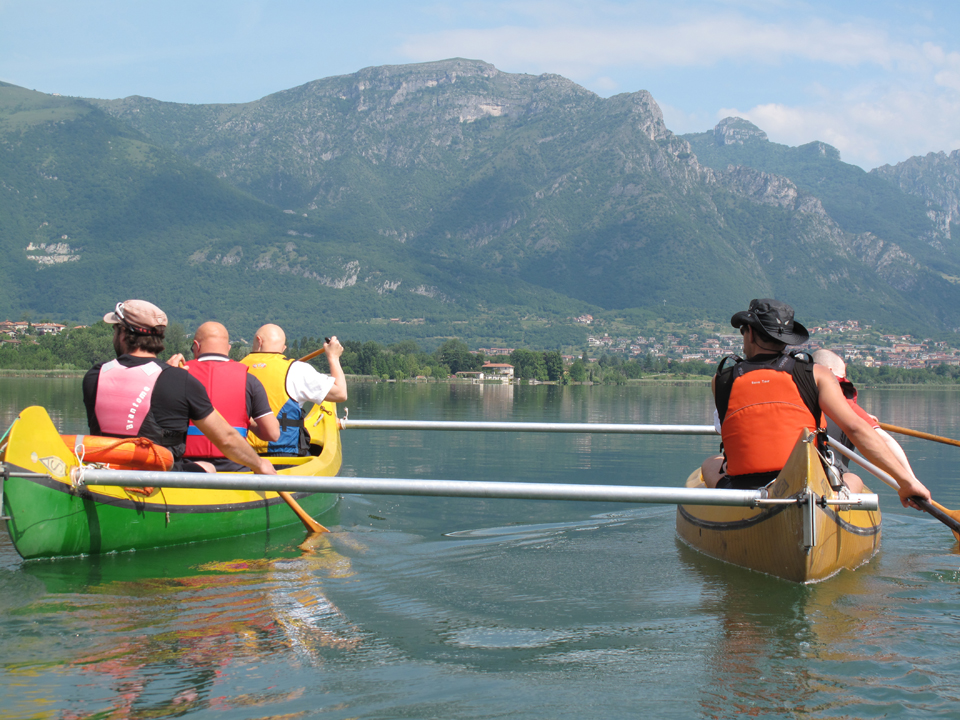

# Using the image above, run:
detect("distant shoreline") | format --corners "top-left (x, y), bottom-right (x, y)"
top-left (3, 369), bottom-right (957, 389)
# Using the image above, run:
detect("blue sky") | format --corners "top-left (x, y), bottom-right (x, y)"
top-left (2, 0), bottom-right (958, 170)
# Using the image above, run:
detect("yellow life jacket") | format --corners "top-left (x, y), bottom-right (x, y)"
top-left (240, 352), bottom-right (303, 455)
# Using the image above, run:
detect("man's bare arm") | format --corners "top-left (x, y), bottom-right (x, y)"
top-left (248, 413), bottom-right (280, 442)
top-left (815, 365), bottom-right (929, 507)
top-left (194, 410), bottom-right (276, 475)
top-left (322, 336), bottom-right (348, 403)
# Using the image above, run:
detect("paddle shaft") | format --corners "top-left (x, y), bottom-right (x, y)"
top-left (826, 437), bottom-right (960, 538)
top-left (878, 422), bottom-right (960, 449)
top-left (298, 338), bottom-right (330, 363)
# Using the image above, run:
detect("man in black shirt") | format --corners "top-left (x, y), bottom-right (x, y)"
top-left (82, 299), bottom-right (275, 475)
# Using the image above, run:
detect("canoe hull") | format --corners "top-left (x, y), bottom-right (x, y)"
top-left (2, 405), bottom-right (342, 560)
top-left (676, 431), bottom-right (881, 583)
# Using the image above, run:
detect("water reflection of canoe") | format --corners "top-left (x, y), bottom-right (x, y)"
top-left (676, 430), bottom-right (881, 583)
top-left (0, 405), bottom-right (341, 560)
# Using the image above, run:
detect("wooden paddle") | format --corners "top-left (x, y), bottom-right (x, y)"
top-left (298, 338), bottom-right (330, 363)
top-left (278, 490), bottom-right (328, 534)
top-left (283, 338), bottom-right (334, 534)
top-left (914, 499), bottom-right (960, 541)
top-left (878, 422), bottom-right (960, 449)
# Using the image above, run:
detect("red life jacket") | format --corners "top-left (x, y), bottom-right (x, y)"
top-left (183, 358), bottom-right (249, 459)
top-left (714, 353), bottom-right (822, 478)
top-left (94, 358), bottom-right (164, 437)
top-left (839, 376), bottom-right (878, 427)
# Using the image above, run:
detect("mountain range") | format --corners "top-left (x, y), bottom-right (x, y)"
top-left (2, 58), bottom-right (959, 346)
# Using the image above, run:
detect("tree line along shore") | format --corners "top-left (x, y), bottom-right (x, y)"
top-left (3, 322), bottom-right (960, 386)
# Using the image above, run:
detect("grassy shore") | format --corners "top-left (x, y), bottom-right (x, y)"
top-left (0, 368), bottom-right (85, 377)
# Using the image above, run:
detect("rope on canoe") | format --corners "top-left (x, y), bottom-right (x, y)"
top-left (73, 436), bottom-right (172, 471)
top-left (71, 436), bottom-right (167, 495)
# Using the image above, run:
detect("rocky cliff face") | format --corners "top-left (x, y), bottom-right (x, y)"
top-left (873, 150), bottom-right (960, 241)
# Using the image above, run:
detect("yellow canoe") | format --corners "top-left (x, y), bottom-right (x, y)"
top-left (1, 403), bottom-right (342, 560)
top-left (676, 430), bottom-right (881, 583)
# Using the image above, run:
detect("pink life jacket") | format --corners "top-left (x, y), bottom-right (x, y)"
top-left (94, 359), bottom-right (164, 436)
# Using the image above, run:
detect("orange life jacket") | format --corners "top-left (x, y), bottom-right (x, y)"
top-left (714, 352), bottom-right (822, 478)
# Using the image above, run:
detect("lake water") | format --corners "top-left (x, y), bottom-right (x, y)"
top-left (3, 378), bottom-right (960, 718)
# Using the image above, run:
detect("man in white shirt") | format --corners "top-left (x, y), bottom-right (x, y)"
top-left (240, 324), bottom-right (347, 456)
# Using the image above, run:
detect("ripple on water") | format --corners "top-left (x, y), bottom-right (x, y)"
top-left (448, 626), bottom-right (576, 649)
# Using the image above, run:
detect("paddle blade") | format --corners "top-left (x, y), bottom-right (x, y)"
top-left (916, 498), bottom-right (960, 542)
top-left (278, 490), bottom-right (329, 533)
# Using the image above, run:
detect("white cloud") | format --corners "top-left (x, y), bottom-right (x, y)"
top-left (721, 83), bottom-right (960, 169)
top-left (594, 76), bottom-right (619, 93)
top-left (397, 15), bottom-right (915, 76)
top-left (397, 6), bottom-right (960, 167)
top-left (929, 45), bottom-right (960, 91)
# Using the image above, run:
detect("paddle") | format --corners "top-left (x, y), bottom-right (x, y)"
top-left (278, 490), bottom-right (329, 534)
top-left (285, 337), bottom-right (334, 534)
top-left (878, 422), bottom-right (960, 449)
top-left (916, 499), bottom-right (960, 540)
top-left (298, 338), bottom-right (331, 363)
top-left (826, 437), bottom-right (960, 539)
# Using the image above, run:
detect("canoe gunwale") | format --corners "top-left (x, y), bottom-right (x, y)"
top-left (678, 501), bottom-right (789, 531)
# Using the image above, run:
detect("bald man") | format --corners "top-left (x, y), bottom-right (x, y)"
top-left (178, 322), bottom-right (280, 472)
top-left (812, 348), bottom-right (920, 484)
top-left (240, 325), bottom-right (347, 456)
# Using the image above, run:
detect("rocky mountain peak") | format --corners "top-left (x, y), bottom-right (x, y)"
top-left (797, 140), bottom-right (841, 161)
top-left (714, 117), bottom-right (767, 146)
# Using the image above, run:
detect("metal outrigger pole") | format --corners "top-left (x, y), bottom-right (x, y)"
top-left (338, 418), bottom-right (718, 435)
top-left (72, 468), bottom-right (878, 511)
top-left (55, 421), bottom-right (885, 512)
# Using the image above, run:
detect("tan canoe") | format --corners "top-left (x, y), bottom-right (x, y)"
top-left (676, 430), bottom-right (881, 583)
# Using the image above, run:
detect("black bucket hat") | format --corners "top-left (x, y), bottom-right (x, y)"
top-left (731, 298), bottom-right (809, 345)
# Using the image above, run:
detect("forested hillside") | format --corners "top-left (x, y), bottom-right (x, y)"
top-left (3, 58), bottom-right (960, 346)
top-left (0, 79), bottom-right (592, 345)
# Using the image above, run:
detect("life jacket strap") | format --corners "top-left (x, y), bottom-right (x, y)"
top-left (187, 426), bottom-right (247, 436)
